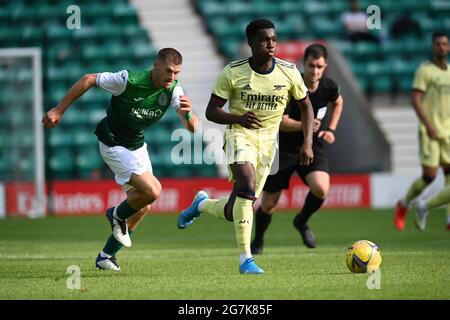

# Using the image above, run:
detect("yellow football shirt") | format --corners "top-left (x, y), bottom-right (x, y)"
top-left (213, 57), bottom-right (308, 136)
top-left (413, 61), bottom-right (450, 138)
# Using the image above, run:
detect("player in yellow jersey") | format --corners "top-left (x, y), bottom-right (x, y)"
top-left (176, 19), bottom-right (314, 274)
top-left (394, 32), bottom-right (450, 231)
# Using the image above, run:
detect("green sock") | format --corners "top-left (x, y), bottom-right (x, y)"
top-left (427, 186), bottom-right (450, 210)
top-left (102, 230), bottom-right (133, 256)
top-left (116, 200), bottom-right (138, 220)
top-left (404, 177), bottom-right (428, 204)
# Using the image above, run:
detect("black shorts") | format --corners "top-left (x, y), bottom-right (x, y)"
top-left (263, 142), bottom-right (329, 193)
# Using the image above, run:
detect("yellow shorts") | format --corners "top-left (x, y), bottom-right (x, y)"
top-left (224, 127), bottom-right (277, 197)
top-left (419, 127), bottom-right (450, 167)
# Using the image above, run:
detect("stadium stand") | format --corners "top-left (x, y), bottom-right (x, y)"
top-left (0, 0), bottom-right (217, 181)
top-left (195, 0), bottom-right (447, 96)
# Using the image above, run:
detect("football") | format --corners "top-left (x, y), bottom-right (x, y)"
top-left (346, 240), bottom-right (382, 273)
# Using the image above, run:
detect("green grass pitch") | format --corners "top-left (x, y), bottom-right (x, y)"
top-left (0, 209), bottom-right (449, 299)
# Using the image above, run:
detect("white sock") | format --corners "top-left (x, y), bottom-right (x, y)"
top-left (100, 251), bottom-right (112, 259)
top-left (447, 215), bottom-right (450, 224)
top-left (239, 253), bottom-right (252, 265)
top-left (198, 199), bottom-right (208, 212)
top-left (418, 198), bottom-right (428, 210)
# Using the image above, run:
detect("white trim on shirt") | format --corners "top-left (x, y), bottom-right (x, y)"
top-left (96, 70), bottom-right (128, 96)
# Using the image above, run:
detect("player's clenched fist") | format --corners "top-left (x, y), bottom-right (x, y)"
top-left (42, 107), bottom-right (63, 128)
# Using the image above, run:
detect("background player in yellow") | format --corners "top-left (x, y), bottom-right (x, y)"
top-left (177, 19), bottom-right (314, 274)
top-left (394, 32), bottom-right (450, 231)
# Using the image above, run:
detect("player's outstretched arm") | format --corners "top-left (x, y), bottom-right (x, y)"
top-left (176, 95), bottom-right (199, 133)
top-left (205, 94), bottom-right (262, 129)
top-left (296, 95), bottom-right (314, 166)
top-left (42, 73), bottom-right (97, 128)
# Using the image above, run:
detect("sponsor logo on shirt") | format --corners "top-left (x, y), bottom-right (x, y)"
top-left (240, 92), bottom-right (284, 111)
top-left (130, 108), bottom-right (163, 119)
top-left (158, 92), bottom-right (168, 106)
top-left (242, 83), bottom-right (252, 90)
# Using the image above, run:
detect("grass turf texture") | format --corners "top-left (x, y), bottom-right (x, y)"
top-left (0, 209), bottom-right (448, 299)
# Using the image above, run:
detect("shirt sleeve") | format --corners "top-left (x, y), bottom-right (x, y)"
top-left (96, 70), bottom-right (128, 96)
top-left (290, 67), bottom-right (308, 101)
top-left (328, 79), bottom-right (340, 102)
top-left (212, 66), bottom-right (232, 100)
top-left (412, 64), bottom-right (428, 92)
top-left (169, 84), bottom-right (184, 110)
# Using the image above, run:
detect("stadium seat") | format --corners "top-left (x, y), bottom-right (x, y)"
top-left (75, 148), bottom-right (103, 179)
top-left (48, 128), bottom-right (73, 148)
top-left (49, 149), bottom-right (75, 180)
top-left (72, 130), bottom-right (98, 148)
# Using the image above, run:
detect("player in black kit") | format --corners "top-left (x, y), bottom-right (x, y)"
top-left (251, 44), bottom-right (343, 252)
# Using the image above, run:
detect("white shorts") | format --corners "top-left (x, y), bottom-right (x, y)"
top-left (99, 141), bottom-right (153, 191)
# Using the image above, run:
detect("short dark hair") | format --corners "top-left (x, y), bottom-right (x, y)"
top-left (156, 48), bottom-right (183, 65)
top-left (432, 31), bottom-right (448, 42)
top-left (304, 43), bottom-right (328, 61)
top-left (245, 19), bottom-right (275, 41)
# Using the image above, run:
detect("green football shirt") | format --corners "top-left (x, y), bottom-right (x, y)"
top-left (94, 70), bottom-right (183, 150)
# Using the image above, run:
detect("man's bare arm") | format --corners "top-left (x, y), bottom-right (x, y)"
top-left (42, 73), bottom-right (97, 128)
top-left (411, 89), bottom-right (437, 139)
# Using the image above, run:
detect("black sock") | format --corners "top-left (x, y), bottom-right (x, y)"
top-left (294, 192), bottom-right (324, 227)
top-left (253, 207), bottom-right (272, 243)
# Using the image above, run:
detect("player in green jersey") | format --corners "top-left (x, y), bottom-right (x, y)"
top-left (394, 32), bottom-right (450, 231)
top-left (177, 19), bottom-right (314, 274)
top-left (42, 48), bottom-right (199, 270)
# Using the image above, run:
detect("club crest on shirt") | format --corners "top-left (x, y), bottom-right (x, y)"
top-left (273, 84), bottom-right (286, 91)
top-left (158, 92), bottom-right (168, 106)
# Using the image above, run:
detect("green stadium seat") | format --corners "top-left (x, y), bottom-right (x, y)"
top-left (48, 149), bottom-right (74, 180)
top-left (398, 75), bottom-right (413, 92)
top-left (48, 128), bottom-right (73, 148)
top-left (147, 125), bottom-right (170, 146)
top-left (75, 148), bottom-right (103, 178)
top-left (366, 61), bottom-right (391, 77)
top-left (87, 109), bottom-right (107, 126)
top-left (72, 130), bottom-right (98, 148)
top-left (219, 38), bottom-right (241, 60)
top-left (197, 1), bottom-right (225, 17)
top-left (309, 16), bottom-right (344, 39)
top-left (304, 1), bottom-right (330, 15)
top-left (371, 76), bottom-right (392, 93)
top-left (114, 4), bottom-right (139, 26)
top-left (351, 42), bottom-right (380, 61)
top-left (251, 1), bottom-right (282, 16)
